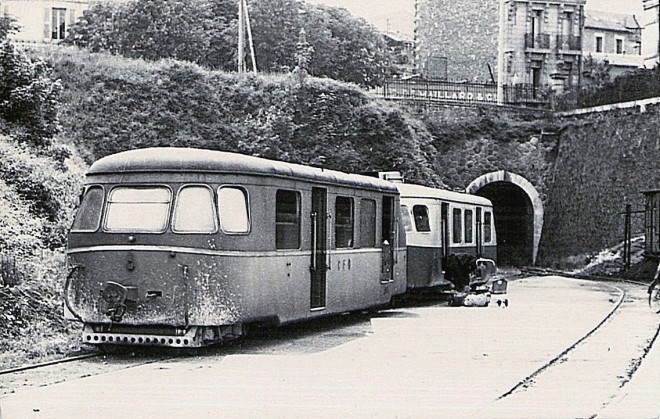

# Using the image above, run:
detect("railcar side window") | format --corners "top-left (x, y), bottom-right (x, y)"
top-left (172, 186), bottom-right (217, 233)
top-left (360, 199), bottom-right (377, 247)
top-left (335, 196), bottom-right (354, 248)
top-left (276, 190), bottom-right (300, 249)
top-left (452, 208), bottom-right (462, 243)
top-left (484, 211), bottom-right (492, 243)
top-left (464, 209), bottom-right (473, 243)
top-left (218, 187), bottom-right (250, 233)
top-left (400, 205), bottom-right (413, 233)
top-left (71, 186), bottom-right (104, 232)
top-left (413, 205), bottom-right (431, 232)
top-left (105, 187), bottom-right (171, 233)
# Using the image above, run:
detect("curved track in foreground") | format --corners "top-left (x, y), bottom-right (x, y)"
top-left (497, 282), bottom-right (626, 399)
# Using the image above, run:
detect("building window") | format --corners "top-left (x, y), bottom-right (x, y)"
top-left (616, 38), bottom-right (624, 54)
top-left (413, 205), bottom-right (431, 232)
top-left (335, 196), bottom-right (354, 248)
top-left (52, 8), bottom-right (67, 40)
top-left (595, 36), bottom-right (603, 53)
top-left (360, 199), bottom-right (377, 247)
top-left (275, 190), bottom-right (300, 249)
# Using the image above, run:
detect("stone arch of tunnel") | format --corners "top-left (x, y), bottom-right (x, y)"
top-left (466, 171), bottom-right (543, 266)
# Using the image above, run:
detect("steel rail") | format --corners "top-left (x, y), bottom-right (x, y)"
top-left (497, 279), bottom-right (626, 399)
top-left (0, 352), bottom-right (100, 376)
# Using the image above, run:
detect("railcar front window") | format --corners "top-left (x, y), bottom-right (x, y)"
top-left (105, 187), bottom-right (171, 233)
top-left (484, 211), bottom-right (492, 243)
top-left (71, 186), bottom-right (104, 232)
top-left (173, 186), bottom-right (217, 233)
top-left (218, 187), bottom-right (250, 233)
top-left (276, 190), bottom-right (300, 249)
top-left (412, 205), bottom-right (431, 232)
top-left (335, 196), bottom-right (354, 248)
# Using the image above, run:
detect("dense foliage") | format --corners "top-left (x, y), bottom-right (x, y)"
top-left (0, 42), bottom-right (61, 146)
top-left (65, 0), bottom-right (393, 87)
top-left (0, 15), bottom-right (18, 40)
top-left (578, 66), bottom-right (660, 108)
top-left (43, 47), bottom-right (440, 186)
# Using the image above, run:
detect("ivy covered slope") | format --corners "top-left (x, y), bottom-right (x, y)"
top-left (45, 47), bottom-right (443, 187)
top-left (0, 41), bottom-right (85, 366)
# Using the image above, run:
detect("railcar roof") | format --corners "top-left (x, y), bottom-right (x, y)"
top-left (88, 147), bottom-right (399, 192)
top-left (395, 183), bottom-right (492, 206)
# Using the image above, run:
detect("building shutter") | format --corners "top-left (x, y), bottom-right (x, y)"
top-left (43, 7), bottom-right (51, 40)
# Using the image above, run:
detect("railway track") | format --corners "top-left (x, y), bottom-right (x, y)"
top-left (479, 278), bottom-right (660, 418)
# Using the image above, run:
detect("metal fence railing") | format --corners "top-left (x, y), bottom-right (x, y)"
top-left (374, 79), bottom-right (549, 108)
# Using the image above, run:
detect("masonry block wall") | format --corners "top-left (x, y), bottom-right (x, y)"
top-left (415, 0), bottom-right (499, 82)
top-left (422, 101), bottom-right (660, 266)
top-left (538, 103), bottom-right (660, 264)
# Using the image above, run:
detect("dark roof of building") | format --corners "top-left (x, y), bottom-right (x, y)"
top-left (585, 10), bottom-right (640, 32)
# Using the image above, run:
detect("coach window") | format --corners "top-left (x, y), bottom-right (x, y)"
top-left (359, 199), bottom-right (377, 247)
top-left (484, 211), bottom-right (492, 243)
top-left (218, 187), bottom-right (250, 233)
top-left (105, 186), bottom-right (171, 233)
top-left (412, 205), bottom-right (430, 232)
top-left (335, 196), bottom-right (354, 248)
top-left (276, 190), bottom-right (300, 249)
top-left (464, 209), bottom-right (473, 243)
top-left (400, 205), bottom-right (413, 232)
top-left (452, 208), bottom-right (462, 243)
top-left (71, 186), bottom-right (104, 232)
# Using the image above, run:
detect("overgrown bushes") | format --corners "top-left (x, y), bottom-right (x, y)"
top-left (45, 48), bottom-right (442, 186)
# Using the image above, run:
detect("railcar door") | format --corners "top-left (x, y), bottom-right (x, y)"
top-left (381, 196), bottom-right (395, 282)
top-left (310, 188), bottom-right (327, 309)
top-left (476, 207), bottom-right (483, 256)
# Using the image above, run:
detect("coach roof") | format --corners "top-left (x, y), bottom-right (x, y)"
top-left (88, 147), bottom-right (399, 192)
top-left (396, 183), bottom-right (492, 206)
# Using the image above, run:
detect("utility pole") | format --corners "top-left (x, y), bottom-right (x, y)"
top-left (237, 0), bottom-right (257, 74)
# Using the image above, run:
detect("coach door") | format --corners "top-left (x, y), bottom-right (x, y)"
top-left (476, 207), bottom-right (483, 256)
top-left (310, 188), bottom-right (327, 309)
top-left (381, 196), bottom-right (395, 282)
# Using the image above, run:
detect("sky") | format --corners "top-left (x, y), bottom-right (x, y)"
top-left (305, 0), bottom-right (647, 38)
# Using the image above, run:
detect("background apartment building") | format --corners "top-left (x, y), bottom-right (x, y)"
top-left (583, 10), bottom-right (643, 78)
top-left (2, 0), bottom-right (91, 44)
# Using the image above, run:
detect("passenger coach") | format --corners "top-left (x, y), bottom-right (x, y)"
top-left (65, 148), bottom-right (407, 347)
top-left (396, 183), bottom-right (497, 290)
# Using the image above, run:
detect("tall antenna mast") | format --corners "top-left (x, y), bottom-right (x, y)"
top-left (238, 0), bottom-right (257, 73)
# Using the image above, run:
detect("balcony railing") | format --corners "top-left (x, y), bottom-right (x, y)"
top-left (556, 35), bottom-right (581, 51)
top-left (525, 33), bottom-right (551, 50)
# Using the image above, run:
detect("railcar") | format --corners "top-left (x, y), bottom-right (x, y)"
top-left (395, 183), bottom-right (497, 291)
top-left (64, 148), bottom-right (407, 347)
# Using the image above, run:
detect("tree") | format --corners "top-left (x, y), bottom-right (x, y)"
top-left (249, 0), bottom-right (393, 87)
top-left (0, 15), bottom-right (18, 40)
top-left (66, 0), bottom-right (237, 70)
top-left (66, 0), bottom-right (394, 86)
top-left (0, 41), bottom-right (61, 146)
